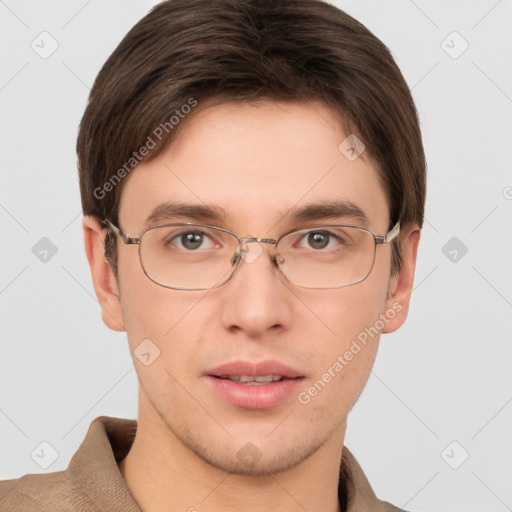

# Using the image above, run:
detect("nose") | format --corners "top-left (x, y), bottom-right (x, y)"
top-left (220, 241), bottom-right (293, 338)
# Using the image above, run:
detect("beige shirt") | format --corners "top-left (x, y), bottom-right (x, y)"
top-left (0, 416), bottom-right (407, 511)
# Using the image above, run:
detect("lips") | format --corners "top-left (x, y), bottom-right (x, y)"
top-left (207, 360), bottom-right (303, 380)
top-left (205, 360), bottom-right (305, 409)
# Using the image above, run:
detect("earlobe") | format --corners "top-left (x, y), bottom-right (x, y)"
top-left (381, 225), bottom-right (421, 334)
top-left (82, 216), bottom-right (126, 332)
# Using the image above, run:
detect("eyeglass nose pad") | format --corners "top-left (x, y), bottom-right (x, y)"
top-left (231, 238), bottom-right (259, 265)
top-left (273, 253), bottom-right (285, 267)
top-left (230, 252), bottom-right (241, 267)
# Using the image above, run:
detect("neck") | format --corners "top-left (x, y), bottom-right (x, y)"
top-left (119, 391), bottom-right (345, 512)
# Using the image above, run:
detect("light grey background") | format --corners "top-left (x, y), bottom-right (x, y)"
top-left (1, 1), bottom-right (511, 511)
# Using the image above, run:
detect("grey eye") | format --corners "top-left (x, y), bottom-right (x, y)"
top-left (306, 231), bottom-right (331, 249)
top-left (180, 232), bottom-right (204, 250)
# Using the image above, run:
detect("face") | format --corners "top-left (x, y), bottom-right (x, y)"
top-left (92, 100), bottom-right (412, 475)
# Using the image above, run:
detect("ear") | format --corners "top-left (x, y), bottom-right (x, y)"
top-left (82, 216), bottom-right (126, 332)
top-left (381, 224), bottom-right (421, 334)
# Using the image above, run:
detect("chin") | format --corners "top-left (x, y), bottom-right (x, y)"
top-left (169, 414), bottom-right (337, 476)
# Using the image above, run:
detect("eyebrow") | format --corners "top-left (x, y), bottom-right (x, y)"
top-left (143, 199), bottom-right (370, 228)
top-left (144, 201), bottom-right (226, 227)
top-left (283, 200), bottom-right (370, 226)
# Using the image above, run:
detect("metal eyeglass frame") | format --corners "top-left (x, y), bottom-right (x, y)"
top-left (102, 218), bottom-right (401, 290)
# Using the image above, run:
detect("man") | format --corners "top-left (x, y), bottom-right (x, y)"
top-left (0, 0), bottom-right (425, 510)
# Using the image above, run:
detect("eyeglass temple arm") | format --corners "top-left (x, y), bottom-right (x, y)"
top-left (374, 220), bottom-right (400, 244)
top-left (103, 219), bottom-right (140, 245)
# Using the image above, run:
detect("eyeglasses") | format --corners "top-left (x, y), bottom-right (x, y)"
top-left (103, 219), bottom-right (400, 290)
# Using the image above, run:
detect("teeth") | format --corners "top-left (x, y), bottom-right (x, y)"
top-left (220, 375), bottom-right (283, 384)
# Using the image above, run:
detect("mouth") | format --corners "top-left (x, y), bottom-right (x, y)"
top-left (206, 359), bottom-right (304, 381)
top-left (213, 374), bottom-right (297, 385)
top-left (205, 360), bottom-right (305, 409)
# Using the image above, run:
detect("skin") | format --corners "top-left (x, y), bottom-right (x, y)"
top-left (83, 99), bottom-right (420, 512)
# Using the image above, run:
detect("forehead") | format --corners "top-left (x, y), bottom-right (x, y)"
top-left (119, 100), bottom-right (390, 233)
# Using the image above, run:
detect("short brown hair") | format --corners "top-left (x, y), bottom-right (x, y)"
top-left (77, 0), bottom-right (426, 276)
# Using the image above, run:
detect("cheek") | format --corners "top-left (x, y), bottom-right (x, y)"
top-left (297, 287), bottom-right (386, 416)
top-left (307, 279), bottom-right (388, 345)
top-left (118, 257), bottom-right (216, 378)
top-left (118, 279), bottom-right (207, 404)
top-left (117, 250), bottom-right (189, 345)
top-left (122, 284), bottom-right (206, 345)
top-left (300, 264), bottom-right (390, 386)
